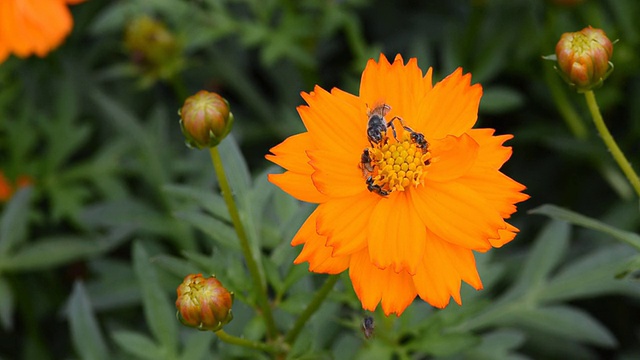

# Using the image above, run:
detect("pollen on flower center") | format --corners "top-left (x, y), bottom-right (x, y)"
top-left (363, 133), bottom-right (432, 194)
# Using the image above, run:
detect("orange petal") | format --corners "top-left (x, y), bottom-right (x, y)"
top-left (410, 181), bottom-right (504, 251)
top-left (359, 54), bottom-right (433, 128)
top-left (467, 129), bottom-right (515, 170)
top-left (349, 250), bottom-right (417, 316)
top-left (458, 170), bottom-right (529, 218)
top-left (298, 86), bottom-right (365, 156)
top-left (1, 0), bottom-right (28, 56)
top-left (266, 132), bottom-right (315, 174)
top-left (489, 223), bottom-right (519, 248)
top-left (308, 149), bottom-right (366, 198)
top-left (413, 232), bottom-right (482, 308)
top-left (0, 171), bottom-right (13, 202)
top-left (292, 210), bottom-right (350, 274)
top-left (367, 192), bottom-right (427, 274)
top-left (316, 193), bottom-right (380, 257)
top-left (268, 173), bottom-right (327, 204)
top-left (415, 68), bottom-right (482, 139)
top-left (0, 46), bottom-right (8, 63)
top-left (426, 133), bottom-right (479, 182)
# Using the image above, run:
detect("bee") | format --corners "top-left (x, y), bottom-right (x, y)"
top-left (367, 104), bottom-right (428, 152)
top-left (366, 176), bottom-right (389, 197)
top-left (362, 316), bottom-right (375, 339)
top-left (407, 127), bottom-right (428, 152)
top-left (359, 148), bottom-right (375, 177)
top-left (367, 104), bottom-right (398, 145)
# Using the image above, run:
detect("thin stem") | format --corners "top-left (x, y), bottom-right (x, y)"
top-left (214, 330), bottom-right (284, 354)
top-left (284, 275), bottom-right (339, 344)
top-left (584, 91), bottom-right (640, 197)
top-left (209, 147), bottom-right (278, 339)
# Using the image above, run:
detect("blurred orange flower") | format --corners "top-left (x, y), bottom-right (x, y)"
top-left (0, 171), bottom-right (33, 203)
top-left (267, 54), bottom-right (528, 316)
top-left (0, 0), bottom-right (85, 64)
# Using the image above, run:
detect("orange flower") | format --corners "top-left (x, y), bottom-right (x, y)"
top-left (0, 0), bottom-right (85, 64)
top-left (266, 54), bottom-right (528, 316)
top-left (0, 171), bottom-right (33, 203)
top-left (0, 172), bottom-right (12, 202)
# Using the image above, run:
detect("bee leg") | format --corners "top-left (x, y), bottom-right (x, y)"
top-left (386, 117), bottom-right (400, 141)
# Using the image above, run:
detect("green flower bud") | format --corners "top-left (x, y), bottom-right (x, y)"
top-left (176, 274), bottom-right (234, 331)
top-left (555, 26), bottom-right (614, 91)
top-left (179, 91), bottom-right (234, 149)
top-left (124, 15), bottom-right (184, 85)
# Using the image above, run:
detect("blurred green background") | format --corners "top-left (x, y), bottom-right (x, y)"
top-left (1, 0), bottom-right (640, 359)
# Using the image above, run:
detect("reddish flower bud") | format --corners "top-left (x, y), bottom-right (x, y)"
top-left (179, 91), bottom-right (234, 149)
top-left (176, 274), bottom-right (233, 331)
top-left (555, 26), bottom-right (614, 91)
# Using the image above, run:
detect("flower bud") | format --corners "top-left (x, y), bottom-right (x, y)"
top-left (176, 274), bottom-right (233, 331)
top-left (124, 15), bottom-right (184, 85)
top-left (179, 91), bottom-right (234, 148)
top-left (555, 26), bottom-right (613, 91)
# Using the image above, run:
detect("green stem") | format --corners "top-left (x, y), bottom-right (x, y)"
top-left (214, 330), bottom-right (284, 354)
top-left (284, 275), bottom-right (339, 344)
top-left (584, 91), bottom-right (640, 197)
top-left (209, 147), bottom-right (278, 339)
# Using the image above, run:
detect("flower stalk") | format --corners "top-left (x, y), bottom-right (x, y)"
top-left (209, 146), bottom-right (278, 339)
top-left (214, 330), bottom-right (286, 354)
top-left (284, 275), bottom-right (339, 344)
top-left (583, 91), bottom-right (640, 198)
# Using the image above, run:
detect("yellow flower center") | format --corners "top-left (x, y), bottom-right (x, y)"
top-left (363, 133), bottom-right (432, 194)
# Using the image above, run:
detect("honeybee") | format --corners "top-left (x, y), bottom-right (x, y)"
top-left (366, 176), bottom-right (389, 197)
top-left (359, 148), bottom-right (374, 177)
top-left (366, 104), bottom-right (395, 145)
top-left (362, 316), bottom-right (375, 339)
top-left (366, 104), bottom-right (428, 152)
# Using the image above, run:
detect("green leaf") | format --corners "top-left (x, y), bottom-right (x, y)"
top-left (480, 86), bottom-right (525, 114)
top-left (0, 230), bottom-right (129, 271)
top-left (179, 331), bottom-right (212, 360)
top-left (616, 254), bottom-right (640, 279)
top-left (410, 331), bottom-right (479, 356)
top-left (151, 255), bottom-right (201, 280)
top-left (217, 136), bottom-right (251, 197)
top-left (68, 282), bottom-right (109, 360)
top-left (80, 200), bottom-right (172, 235)
top-left (540, 245), bottom-right (640, 302)
top-left (263, 257), bottom-right (284, 296)
top-left (0, 276), bottom-right (13, 330)
top-left (162, 184), bottom-right (230, 222)
top-left (354, 341), bottom-right (395, 360)
top-left (173, 210), bottom-right (240, 251)
top-left (112, 330), bottom-right (163, 360)
top-left (90, 89), bottom-right (167, 186)
top-left (465, 329), bottom-right (526, 360)
top-left (530, 204), bottom-right (640, 250)
top-left (0, 187), bottom-right (32, 256)
top-left (516, 220), bottom-right (570, 291)
top-left (132, 242), bottom-right (178, 357)
top-left (85, 259), bottom-right (141, 311)
top-left (505, 305), bottom-right (617, 348)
